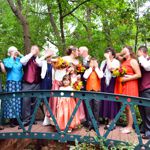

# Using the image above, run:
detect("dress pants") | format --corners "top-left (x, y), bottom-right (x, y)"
top-left (139, 89), bottom-right (150, 136)
top-left (21, 83), bottom-right (40, 123)
top-left (87, 99), bottom-right (100, 126)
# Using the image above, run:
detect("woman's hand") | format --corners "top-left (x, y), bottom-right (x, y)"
top-left (45, 50), bottom-right (54, 58)
top-left (104, 53), bottom-right (109, 59)
top-left (121, 75), bottom-right (131, 83)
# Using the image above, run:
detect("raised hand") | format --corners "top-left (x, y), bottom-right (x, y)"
top-left (104, 53), bottom-right (110, 59)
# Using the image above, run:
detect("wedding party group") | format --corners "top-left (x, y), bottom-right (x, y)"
top-left (0, 44), bottom-right (150, 139)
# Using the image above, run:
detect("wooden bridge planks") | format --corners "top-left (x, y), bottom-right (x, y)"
top-left (0, 121), bottom-right (148, 144)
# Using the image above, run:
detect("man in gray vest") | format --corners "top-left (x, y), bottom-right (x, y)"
top-left (138, 46), bottom-right (150, 139)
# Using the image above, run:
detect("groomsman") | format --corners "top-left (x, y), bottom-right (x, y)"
top-left (137, 46), bottom-right (150, 139)
top-left (78, 47), bottom-right (91, 127)
top-left (20, 45), bottom-right (41, 127)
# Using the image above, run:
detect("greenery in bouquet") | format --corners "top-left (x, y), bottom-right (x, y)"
top-left (76, 64), bottom-right (86, 73)
top-left (73, 80), bottom-right (83, 91)
top-left (112, 67), bottom-right (127, 77)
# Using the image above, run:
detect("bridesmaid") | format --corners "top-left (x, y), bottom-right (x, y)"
top-left (3, 46), bottom-right (23, 127)
top-left (0, 60), bottom-right (6, 130)
top-left (100, 47), bottom-right (120, 129)
top-left (116, 46), bottom-right (141, 134)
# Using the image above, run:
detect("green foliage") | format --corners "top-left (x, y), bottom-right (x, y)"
top-left (0, 0), bottom-right (149, 56)
top-left (69, 137), bottom-right (136, 150)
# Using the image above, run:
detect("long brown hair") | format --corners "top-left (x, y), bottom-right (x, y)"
top-left (66, 45), bottom-right (78, 55)
top-left (123, 45), bottom-right (137, 59)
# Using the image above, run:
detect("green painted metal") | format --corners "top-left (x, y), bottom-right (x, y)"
top-left (0, 90), bottom-right (150, 150)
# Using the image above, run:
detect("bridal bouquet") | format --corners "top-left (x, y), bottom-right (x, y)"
top-left (54, 57), bottom-right (69, 69)
top-left (73, 80), bottom-right (83, 91)
top-left (112, 67), bottom-right (127, 77)
top-left (76, 64), bottom-right (86, 73)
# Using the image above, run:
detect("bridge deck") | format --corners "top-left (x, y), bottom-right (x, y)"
top-left (0, 121), bottom-right (148, 144)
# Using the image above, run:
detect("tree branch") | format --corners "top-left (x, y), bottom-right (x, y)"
top-left (7, 0), bottom-right (24, 21)
top-left (71, 14), bottom-right (88, 32)
top-left (17, 0), bottom-right (22, 11)
top-left (62, 0), bottom-right (90, 18)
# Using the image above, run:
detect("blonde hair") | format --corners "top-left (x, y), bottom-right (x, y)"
top-left (7, 46), bottom-right (18, 56)
top-left (79, 46), bottom-right (88, 52)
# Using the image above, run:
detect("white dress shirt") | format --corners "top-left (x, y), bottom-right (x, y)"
top-left (20, 53), bottom-right (41, 67)
top-left (100, 59), bottom-right (120, 86)
top-left (138, 55), bottom-right (150, 71)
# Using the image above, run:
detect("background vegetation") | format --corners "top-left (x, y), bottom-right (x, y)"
top-left (0, 0), bottom-right (149, 59)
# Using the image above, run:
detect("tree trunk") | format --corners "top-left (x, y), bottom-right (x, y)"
top-left (47, 4), bottom-right (62, 45)
top-left (7, 0), bottom-right (31, 53)
top-left (134, 18), bottom-right (139, 52)
top-left (22, 20), bottom-right (31, 54)
top-left (57, 0), bottom-right (66, 54)
top-left (85, 7), bottom-right (92, 42)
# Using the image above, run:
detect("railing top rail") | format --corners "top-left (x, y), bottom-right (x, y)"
top-left (0, 90), bottom-right (150, 106)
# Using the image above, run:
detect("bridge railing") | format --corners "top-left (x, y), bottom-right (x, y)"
top-left (0, 90), bottom-right (150, 149)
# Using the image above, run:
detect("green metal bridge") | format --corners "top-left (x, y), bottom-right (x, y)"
top-left (0, 90), bottom-right (150, 149)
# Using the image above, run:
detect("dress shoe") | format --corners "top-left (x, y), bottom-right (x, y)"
top-left (18, 121), bottom-right (30, 129)
top-left (121, 128), bottom-right (132, 134)
top-left (82, 121), bottom-right (89, 128)
top-left (18, 121), bottom-right (37, 129)
top-left (33, 121), bottom-right (37, 125)
top-left (142, 134), bottom-right (150, 139)
top-left (140, 128), bottom-right (145, 134)
top-left (88, 125), bottom-right (95, 131)
top-left (88, 125), bottom-right (100, 132)
top-left (10, 121), bottom-right (17, 128)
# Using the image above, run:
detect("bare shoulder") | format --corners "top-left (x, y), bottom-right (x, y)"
top-left (130, 59), bottom-right (139, 66)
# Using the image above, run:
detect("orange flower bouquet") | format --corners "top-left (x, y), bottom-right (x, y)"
top-left (112, 67), bottom-right (127, 77)
top-left (54, 57), bottom-right (69, 69)
top-left (76, 64), bottom-right (86, 73)
top-left (73, 80), bottom-right (83, 91)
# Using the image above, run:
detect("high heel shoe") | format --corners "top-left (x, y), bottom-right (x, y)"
top-left (104, 124), bottom-right (116, 131)
top-left (121, 128), bottom-right (132, 134)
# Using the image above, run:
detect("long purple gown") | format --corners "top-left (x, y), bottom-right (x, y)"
top-left (100, 63), bottom-right (120, 120)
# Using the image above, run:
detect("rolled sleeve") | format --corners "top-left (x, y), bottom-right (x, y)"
top-left (83, 67), bottom-right (92, 79)
top-left (20, 53), bottom-right (33, 66)
top-left (138, 56), bottom-right (150, 71)
top-left (95, 67), bottom-right (103, 78)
